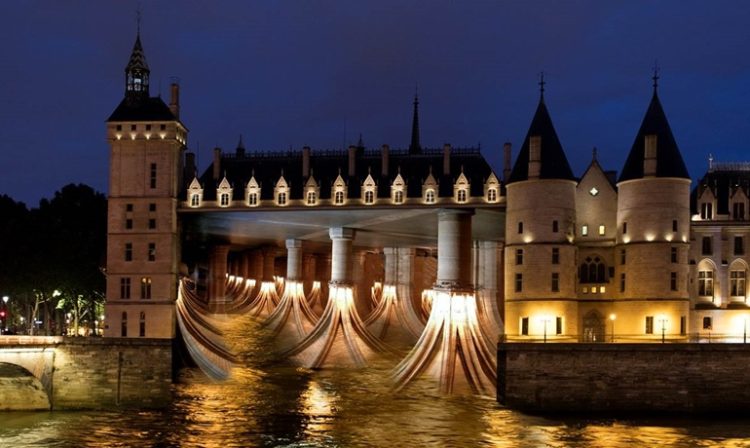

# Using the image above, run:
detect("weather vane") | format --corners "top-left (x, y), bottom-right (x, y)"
top-left (538, 71), bottom-right (546, 97)
top-left (652, 60), bottom-right (660, 92)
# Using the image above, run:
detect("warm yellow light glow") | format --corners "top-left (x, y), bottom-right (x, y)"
top-left (646, 233), bottom-right (656, 242)
top-left (609, 313), bottom-right (616, 321)
top-left (159, 133), bottom-right (166, 139)
top-left (116, 133), bottom-right (122, 140)
top-left (600, 286), bottom-right (606, 293)
top-left (145, 133), bottom-right (151, 140)
top-left (130, 133), bottom-right (136, 140)
top-left (522, 235), bottom-right (533, 243)
top-left (665, 234), bottom-right (673, 242)
top-left (623, 236), bottom-right (631, 244)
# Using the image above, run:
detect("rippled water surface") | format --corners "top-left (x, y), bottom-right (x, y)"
top-left (3, 315), bottom-right (750, 447)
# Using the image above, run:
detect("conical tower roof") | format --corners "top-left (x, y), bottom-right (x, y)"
top-left (618, 91), bottom-right (689, 183)
top-left (507, 99), bottom-right (575, 184)
top-left (126, 33), bottom-right (149, 73)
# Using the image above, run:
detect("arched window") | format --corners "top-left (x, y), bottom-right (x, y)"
top-left (425, 189), bottom-right (436, 204)
top-left (248, 193), bottom-right (258, 206)
top-left (579, 256), bottom-right (606, 283)
top-left (307, 191), bottom-right (316, 205)
top-left (394, 190), bottom-right (404, 204)
top-left (335, 191), bottom-right (344, 205)
top-left (121, 312), bottom-right (128, 337)
top-left (139, 312), bottom-right (146, 337)
top-left (190, 194), bottom-right (200, 207)
top-left (364, 191), bottom-right (374, 204)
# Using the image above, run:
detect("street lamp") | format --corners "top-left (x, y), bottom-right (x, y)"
top-left (541, 316), bottom-right (551, 343)
top-left (744, 317), bottom-right (747, 344)
top-left (659, 316), bottom-right (667, 343)
top-left (1, 296), bottom-right (8, 335)
top-left (609, 313), bottom-right (616, 343)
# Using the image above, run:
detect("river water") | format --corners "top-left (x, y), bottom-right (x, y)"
top-left (2, 315), bottom-right (750, 447)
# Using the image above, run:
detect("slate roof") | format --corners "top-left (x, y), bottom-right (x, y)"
top-left (192, 145), bottom-right (495, 201)
top-left (126, 34), bottom-right (149, 72)
top-left (107, 96), bottom-right (176, 122)
top-left (618, 92), bottom-right (689, 183)
top-left (507, 99), bottom-right (576, 184)
top-left (691, 165), bottom-right (750, 215)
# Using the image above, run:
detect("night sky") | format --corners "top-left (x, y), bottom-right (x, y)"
top-left (1, 1), bottom-right (749, 205)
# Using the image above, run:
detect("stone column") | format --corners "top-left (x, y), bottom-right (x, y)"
top-left (251, 249), bottom-right (264, 280)
top-left (208, 245), bottom-right (230, 303)
top-left (383, 247), bottom-right (398, 285)
top-left (237, 252), bottom-right (249, 279)
top-left (261, 247), bottom-right (277, 282)
top-left (286, 239), bottom-right (303, 281)
top-left (330, 227), bottom-right (355, 285)
top-left (242, 251), bottom-right (253, 279)
top-left (435, 209), bottom-right (474, 291)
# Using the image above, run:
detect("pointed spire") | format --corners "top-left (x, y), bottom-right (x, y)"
top-left (357, 133), bottom-right (364, 149)
top-left (124, 13), bottom-right (150, 101)
top-left (409, 86), bottom-right (421, 154)
top-left (237, 135), bottom-right (245, 150)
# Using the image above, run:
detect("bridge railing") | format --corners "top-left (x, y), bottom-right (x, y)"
top-left (0, 335), bottom-right (63, 346)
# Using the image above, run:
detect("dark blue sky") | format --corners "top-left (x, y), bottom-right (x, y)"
top-left (1, 1), bottom-right (749, 205)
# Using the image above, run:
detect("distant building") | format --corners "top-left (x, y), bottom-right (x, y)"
top-left (104, 31), bottom-right (747, 344)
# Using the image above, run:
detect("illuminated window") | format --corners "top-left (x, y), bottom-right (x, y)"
top-left (487, 188), bottom-right (497, 202)
top-left (552, 220), bottom-right (558, 233)
top-left (589, 187), bottom-right (599, 196)
top-left (515, 249), bottom-right (523, 265)
top-left (121, 312), bottom-right (127, 337)
top-left (306, 191), bottom-right (316, 205)
top-left (701, 203), bottom-right (713, 220)
top-left (335, 191), bottom-right (345, 205)
top-left (140, 277), bottom-right (152, 300)
top-left (735, 236), bottom-right (744, 255)
top-left (139, 312), bottom-right (146, 337)
top-left (598, 225), bottom-right (605, 236)
top-left (600, 286), bottom-right (606, 293)
top-left (457, 189), bottom-right (467, 203)
top-left (220, 193), bottom-right (230, 207)
top-left (581, 225), bottom-right (588, 236)
top-left (249, 193), bottom-right (258, 206)
top-left (148, 243), bottom-right (156, 262)
top-left (552, 248), bottom-right (559, 264)
top-left (277, 192), bottom-right (287, 205)
top-left (394, 190), bottom-right (404, 204)
top-left (515, 273), bottom-right (523, 293)
top-left (551, 273), bottom-right (559, 292)
top-left (425, 189), bottom-right (436, 204)
top-left (521, 317), bottom-right (529, 336)
top-left (698, 270), bottom-right (714, 296)
top-left (190, 194), bottom-right (200, 207)
top-left (670, 272), bottom-right (677, 291)
top-left (731, 270), bottom-right (746, 297)
top-left (645, 316), bottom-right (654, 334)
top-left (150, 163), bottom-right (157, 189)
top-left (702, 237), bottom-right (712, 255)
top-left (364, 191), bottom-right (374, 204)
top-left (120, 277), bottom-right (131, 299)
top-left (125, 243), bottom-right (133, 262)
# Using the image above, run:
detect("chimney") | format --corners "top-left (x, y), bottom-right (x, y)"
top-left (184, 152), bottom-right (196, 179)
top-left (503, 142), bottom-right (512, 182)
top-left (169, 83), bottom-right (180, 118)
top-left (644, 135), bottom-right (657, 176)
top-left (528, 136), bottom-right (541, 179)
top-left (212, 147), bottom-right (222, 181)
top-left (443, 143), bottom-right (452, 176)
top-left (381, 144), bottom-right (390, 177)
top-left (302, 146), bottom-right (311, 178)
top-left (348, 145), bottom-right (357, 177)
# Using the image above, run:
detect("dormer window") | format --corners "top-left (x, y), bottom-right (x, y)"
top-left (335, 191), bottom-right (345, 205)
top-left (425, 189), bottom-right (436, 204)
top-left (216, 176), bottom-right (233, 208)
top-left (362, 173), bottom-right (377, 205)
top-left (700, 202), bottom-right (713, 220)
top-left (332, 174), bottom-right (347, 206)
top-left (248, 193), bottom-right (258, 206)
top-left (391, 173), bottom-right (406, 205)
top-left (453, 171), bottom-right (470, 204)
top-left (364, 191), bottom-right (374, 204)
top-left (457, 190), bottom-right (467, 203)
top-left (484, 172), bottom-right (500, 203)
top-left (304, 175), bottom-right (320, 206)
top-left (220, 193), bottom-right (230, 207)
top-left (307, 191), bottom-right (317, 205)
top-left (487, 188), bottom-right (497, 202)
top-left (187, 177), bottom-right (203, 208)
top-left (274, 173), bottom-right (290, 207)
top-left (422, 169), bottom-right (438, 204)
top-left (245, 175), bottom-right (260, 207)
top-left (277, 192), bottom-right (287, 205)
top-left (190, 194), bottom-right (200, 207)
top-left (394, 190), bottom-right (404, 204)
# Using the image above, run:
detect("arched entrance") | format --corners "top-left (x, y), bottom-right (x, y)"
top-left (0, 362), bottom-right (50, 410)
top-left (582, 311), bottom-right (605, 343)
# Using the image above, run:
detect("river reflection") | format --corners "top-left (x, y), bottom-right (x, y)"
top-left (3, 314), bottom-right (750, 447)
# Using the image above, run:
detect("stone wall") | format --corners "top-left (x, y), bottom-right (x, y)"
top-left (498, 343), bottom-right (750, 414)
top-left (52, 338), bottom-right (172, 409)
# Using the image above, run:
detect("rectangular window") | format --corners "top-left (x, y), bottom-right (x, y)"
top-left (551, 273), bottom-right (559, 292)
top-left (116, 124), bottom-right (122, 131)
top-left (518, 222), bottom-right (523, 234)
top-left (701, 202), bottom-right (713, 220)
top-left (120, 277), bottom-right (131, 299)
top-left (620, 249), bottom-right (626, 265)
top-left (131, 124), bottom-right (137, 131)
top-left (515, 273), bottom-right (523, 293)
top-left (733, 202), bottom-right (745, 220)
top-left (150, 163), bottom-right (157, 189)
top-left (731, 270), bottom-right (746, 297)
top-left (125, 218), bottom-right (133, 230)
top-left (735, 236), bottom-right (744, 255)
top-left (598, 224), bottom-right (606, 236)
top-left (702, 237), bottom-right (712, 255)
top-left (552, 220), bottom-right (559, 233)
top-left (620, 273), bottom-right (626, 293)
top-left (645, 316), bottom-right (654, 334)
top-left (515, 249), bottom-right (523, 265)
top-left (125, 243), bottom-right (133, 262)
top-left (703, 316), bottom-right (713, 330)
top-left (126, 203), bottom-right (133, 212)
top-left (552, 248), bottom-right (559, 264)
top-left (148, 243), bottom-right (156, 262)
top-left (672, 220), bottom-right (678, 232)
top-left (581, 225), bottom-right (588, 236)
top-left (148, 218), bottom-right (156, 229)
top-left (145, 124), bottom-right (152, 131)
top-left (160, 124), bottom-right (166, 131)
top-left (521, 317), bottom-right (529, 336)
top-left (140, 277), bottom-right (152, 299)
top-left (699, 270), bottom-right (714, 296)
top-left (555, 316), bottom-right (563, 335)
top-left (670, 272), bottom-right (677, 291)
top-left (671, 247), bottom-right (678, 263)
top-left (623, 222), bottom-right (628, 234)
top-left (680, 316), bottom-right (686, 336)
top-left (121, 313), bottom-right (127, 337)
top-left (149, 203), bottom-right (156, 212)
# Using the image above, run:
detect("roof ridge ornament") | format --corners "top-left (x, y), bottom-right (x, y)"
top-left (652, 60), bottom-right (660, 94)
top-left (538, 71), bottom-right (546, 102)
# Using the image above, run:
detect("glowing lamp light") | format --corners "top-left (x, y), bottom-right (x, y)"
top-left (159, 133), bottom-right (166, 139)
top-left (523, 235), bottom-right (533, 243)
top-left (116, 134), bottom-right (122, 140)
top-left (645, 233), bottom-right (655, 242)
top-left (130, 133), bottom-right (136, 140)
top-left (609, 313), bottom-right (616, 321)
top-left (145, 133), bottom-right (151, 140)
top-left (665, 234), bottom-right (673, 242)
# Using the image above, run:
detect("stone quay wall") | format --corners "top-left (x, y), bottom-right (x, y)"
top-left (498, 343), bottom-right (750, 414)
top-left (52, 337), bottom-right (172, 409)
